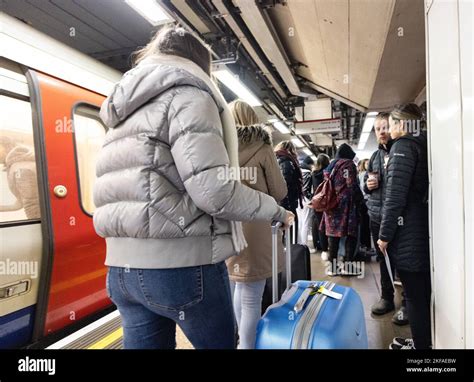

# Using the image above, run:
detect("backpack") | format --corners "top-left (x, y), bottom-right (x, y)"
top-left (311, 168), bottom-right (337, 212)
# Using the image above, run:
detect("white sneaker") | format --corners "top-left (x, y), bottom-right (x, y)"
top-left (392, 337), bottom-right (414, 347)
top-left (309, 248), bottom-right (317, 254)
top-left (389, 342), bottom-right (415, 350)
top-left (321, 251), bottom-right (329, 261)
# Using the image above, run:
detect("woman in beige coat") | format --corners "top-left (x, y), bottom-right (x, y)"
top-left (226, 100), bottom-right (288, 348)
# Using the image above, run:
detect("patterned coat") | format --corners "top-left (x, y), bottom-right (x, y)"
top-left (322, 159), bottom-right (362, 238)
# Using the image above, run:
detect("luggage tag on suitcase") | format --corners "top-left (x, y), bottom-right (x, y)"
top-left (293, 283), bottom-right (343, 313)
top-left (315, 286), bottom-right (343, 300)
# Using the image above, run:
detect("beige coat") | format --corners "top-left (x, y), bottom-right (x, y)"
top-left (226, 125), bottom-right (287, 282)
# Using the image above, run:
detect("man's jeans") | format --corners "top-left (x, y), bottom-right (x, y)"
top-left (107, 262), bottom-right (235, 349)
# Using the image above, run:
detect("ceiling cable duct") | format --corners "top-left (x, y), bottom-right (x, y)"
top-left (192, 0), bottom-right (226, 34)
top-left (211, 0), bottom-right (287, 100)
top-left (158, 0), bottom-right (221, 59)
top-left (300, 77), bottom-right (367, 113)
top-left (232, 0), bottom-right (310, 98)
top-left (165, 0), bottom-right (286, 110)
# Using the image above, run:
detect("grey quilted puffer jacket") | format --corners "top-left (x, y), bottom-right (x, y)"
top-left (93, 61), bottom-right (287, 269)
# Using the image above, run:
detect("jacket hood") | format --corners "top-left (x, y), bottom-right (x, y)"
top-left (5, 146), bottom-right (35, 168)
top-left (335, 143), bottom-right (356, 160)
top-left (237, 124), bottom-right (272, 165)
top-left (100, 61), bottom-right (221, 129)
top-left (326, 157), bottom-right (354, 174)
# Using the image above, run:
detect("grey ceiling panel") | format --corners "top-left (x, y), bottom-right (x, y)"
top-left (25, 0), bottom-right (122, 50)
top-left (69, 0), bottom-right (154, 45)
top-left (1, 0), bottom-right (158, 71)
top-left (51, 0), bottom-right (138, 47)
top-left (2, 0), bottom-right (109, 52)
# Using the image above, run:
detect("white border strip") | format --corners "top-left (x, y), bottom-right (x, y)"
top-left (46, 310), bottom-right (121, 350)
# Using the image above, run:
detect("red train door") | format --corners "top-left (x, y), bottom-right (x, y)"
top-left (30, 70), bottom-right (110, 336)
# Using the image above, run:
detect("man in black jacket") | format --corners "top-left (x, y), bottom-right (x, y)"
top-left (364, 113), bottom-right (408, 325)
top-left (378, 104), bottom-right (430, 349)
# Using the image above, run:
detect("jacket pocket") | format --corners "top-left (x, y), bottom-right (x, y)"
top-left (137, 267), bottom-right (203, 311)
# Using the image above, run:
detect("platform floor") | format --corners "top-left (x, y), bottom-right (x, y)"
top-left (308, 248), bottom-right (411, 349)
top-left (48, 244), bottom-right (410, 350)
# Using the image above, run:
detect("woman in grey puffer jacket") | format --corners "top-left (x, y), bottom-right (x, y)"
top-left (93, 26), bottom-right (293, 349)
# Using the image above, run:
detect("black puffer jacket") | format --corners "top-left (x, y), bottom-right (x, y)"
top-left (301, 162), bottom-right (313, 200)
top-left (363, 142), bottom-right (391, 223)
top-left (312, 167), bottom-right (326, 193)
top-left (276, 154), bottom-right (302, 211)
top-left (379, 131), bottom-right (429, 272)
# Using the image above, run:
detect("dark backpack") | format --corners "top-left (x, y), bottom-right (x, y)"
top-left (311, 168), bottom-right (337, 212)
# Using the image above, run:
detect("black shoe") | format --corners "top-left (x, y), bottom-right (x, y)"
top-left (392, 305), bottom-right (409, 325)
top-left (366, 248), bottom-right (376, 257)
top-left (371, 298), bottom-right (395, 315)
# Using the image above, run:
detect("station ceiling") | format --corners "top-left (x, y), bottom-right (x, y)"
top-left (2, 0), bottom-right (426, 152)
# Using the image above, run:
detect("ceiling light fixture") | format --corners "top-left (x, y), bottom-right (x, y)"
top-left (125, 0), bottom-right (173, 26)
top-left (213, 67), bottom-right (262, 107)
top-left (291, 138), bottom-right (305, 148)
top-left (358, 113), bottom-right (378, 150)
top-left (273, 121), bottom-right (291, 134)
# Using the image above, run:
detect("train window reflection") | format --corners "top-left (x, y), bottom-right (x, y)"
top-left (0, 95), bottom-right (40, 223)
top-left (73, 105), bottom-right (106, 215)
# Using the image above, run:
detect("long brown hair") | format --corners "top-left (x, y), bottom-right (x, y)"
top-left (133, 25), bottom-right (211, 75)
top-left (274, 140), bottom-right (297, 158)
top-left (315, 153), bottom-right (330, 172)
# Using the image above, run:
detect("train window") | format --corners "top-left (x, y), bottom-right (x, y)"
top-left (0, 95), bottom-right (41, 223)
top-left (73, 105), bottom-right (106, 215)
top-left (0, 58), bottom-right (29, 97)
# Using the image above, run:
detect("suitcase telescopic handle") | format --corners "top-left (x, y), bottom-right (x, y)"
top-left (271, 221), bottom-right (292, 303)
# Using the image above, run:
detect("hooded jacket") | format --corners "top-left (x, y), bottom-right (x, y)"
top-left (93, 60), bottom-right (287, 269)
top-left (379, 131), bottom-right (429, 272)
top-left (226, 125), bottom-right (287, 282)
top-left (276, 150), bottom-right (303, 211)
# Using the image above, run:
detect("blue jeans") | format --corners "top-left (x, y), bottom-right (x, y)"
top-left (106, 262), bottom-right (235, 349)
top-left (231, 280), bottom-right (266, 349)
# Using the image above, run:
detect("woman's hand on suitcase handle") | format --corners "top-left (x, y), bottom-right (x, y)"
top-left (282, 210), bottom-right (295, 230)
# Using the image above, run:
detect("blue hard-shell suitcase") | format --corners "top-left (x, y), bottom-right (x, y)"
top-left (255, 223), bottom-right (368, 349)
